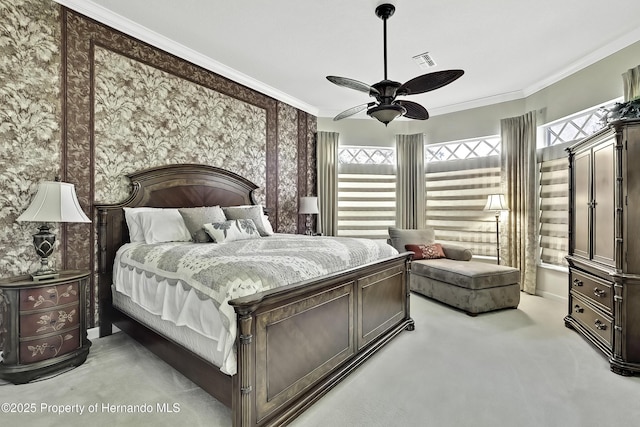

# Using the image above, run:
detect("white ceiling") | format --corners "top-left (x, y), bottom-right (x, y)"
top-left (58, 0), bottom-right (640, 119)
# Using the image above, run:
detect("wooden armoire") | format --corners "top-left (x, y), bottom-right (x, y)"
top-left (565, 118), bottom-right (640, 376)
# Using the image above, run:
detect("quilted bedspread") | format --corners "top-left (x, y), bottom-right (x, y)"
top-left (116, 233), bottom-right (398, 336)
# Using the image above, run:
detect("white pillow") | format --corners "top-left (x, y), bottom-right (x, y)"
top-left (123, 207), bottom-right (161, 242)
top-left (137, 210), bottom-right (191, 244)
top-left (203, 219), bottom-right (261, 243)
top-left (261, 214), bottom-right (274, 235)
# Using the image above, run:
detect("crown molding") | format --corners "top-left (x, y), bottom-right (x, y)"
top-left (318, 90), bottom-right (525, 119)
top-left (53, 0), bottom-right (319, 116)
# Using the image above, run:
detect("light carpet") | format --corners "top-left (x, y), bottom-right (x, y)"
top-left (1, 293), bottom-right (638, 427)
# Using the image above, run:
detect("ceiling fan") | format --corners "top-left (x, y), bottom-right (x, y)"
top-left (327, 3), bottom-right (464, 125)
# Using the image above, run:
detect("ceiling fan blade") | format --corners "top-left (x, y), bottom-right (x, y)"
top-left (398, 70), bottom-right (464, 95)
top-left (396, 100), bottom-right (429, 120)
top-left (333, 103), bottom-right (375, 121)
top-left (327, 76), bottom-right (380, 96)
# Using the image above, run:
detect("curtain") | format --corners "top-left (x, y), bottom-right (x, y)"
top-left (622, 65), bottom-right (640, 101)
top-left (500, 111), bottom-right (537, 294)
top-left (317, 131), bottom-right (339, 236)
top-left (396, 133), bottom-right (425, 229)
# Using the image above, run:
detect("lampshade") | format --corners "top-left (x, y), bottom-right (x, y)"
top-left (484, 194), bottom-right (508, 212)
top-left (17, 181), bottom-right (91, 223)
top-left (299, 197), bottom-right (319, 215)
top-left (367, 104), bottom-right (406, 125)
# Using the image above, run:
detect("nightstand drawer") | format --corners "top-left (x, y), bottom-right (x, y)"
top-left (571, 295), bottom-right (613, 348)
top-left (20, 282), bottom-right (79, 311)
top-left (20, 304), bottom-right (79, 337)
top-left (570, 270), bottom-right (613, 312)
top-left (19, 327), bottom-right (80, 364)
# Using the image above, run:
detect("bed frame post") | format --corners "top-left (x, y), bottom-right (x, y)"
top-left (405, 260), bottom-right (415, 331)
top-left (97, 208), bottom-right (113, 337)
top-left (233, 306), bottom-right (258, 427)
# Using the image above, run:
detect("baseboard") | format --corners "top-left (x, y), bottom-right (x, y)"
top-left (87, 325), bottom-right (120, 341)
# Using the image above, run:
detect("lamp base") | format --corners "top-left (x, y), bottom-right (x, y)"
top-left (31, 272), bottom-right (60, 282)
top-left (31, 224), bottom-right (58, 281)
top-left (304, 214), bottom-right (314, 236)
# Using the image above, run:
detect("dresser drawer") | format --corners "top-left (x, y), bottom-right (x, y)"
top-left (19, 327), bottom-right (80, 364)
top-left (20, 282), bottom-right (79, 311)
top-left (570, 294), bottom-right (613, 348)
top-left (570, 269), bottom-right (613, 313)
top-left (19, 304), bottom-right (79, 337)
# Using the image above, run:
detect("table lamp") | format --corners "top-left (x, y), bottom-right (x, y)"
top-left (299, 196), bottom-right (319, 235)
top-left (17, 181), bottom-right (91, 281)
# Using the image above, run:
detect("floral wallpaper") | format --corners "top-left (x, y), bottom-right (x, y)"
top-left (1, 1), bottom-right (317, 327)
top-left (0, 0), bottom-right (62, 277)
top-left (277, 103), bottom-right (299, 233)
top-left (93, 46), bottom-right (267, 204)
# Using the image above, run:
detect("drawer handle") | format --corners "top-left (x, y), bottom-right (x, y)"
top-left (594, 320), bottom-right (607, 331)
top-left (572, 279), bottom-right (583, 287)
top-left (593, 288), bottom-right (606, 298)
top-left (574, 305), bottom-right (584, 313)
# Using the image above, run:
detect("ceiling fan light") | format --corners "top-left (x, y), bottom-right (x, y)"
top-left (367, 104), bottom-right (406, 125)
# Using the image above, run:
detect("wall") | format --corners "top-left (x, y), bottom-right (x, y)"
top-left (319, 40), bottom-right (640, 300)
top-left (0, 0), bottom-right (62, 277)
top-left (0, 0), bottom-right (317, 327)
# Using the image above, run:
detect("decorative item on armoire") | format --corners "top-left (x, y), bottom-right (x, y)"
top-left (606, 65), bottom-right (640, 121)
top-left (299, 196), bottom-right (319, 235)
top-left (484, 194), bottom-right (509, 264)
top-left (17, 180), bottom-right (91, 281)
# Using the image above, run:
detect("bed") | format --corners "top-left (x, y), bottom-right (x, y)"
top-left (96, 164), bottom-right (414, 427)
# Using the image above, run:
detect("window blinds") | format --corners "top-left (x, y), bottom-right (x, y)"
top-left (337, 164), bottom-right (396, 239)
top-left (425, 156), bottom-right (501, 256)
top-left (537, 143), bottom-right (570, 266)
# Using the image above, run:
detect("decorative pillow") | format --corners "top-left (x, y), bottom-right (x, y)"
top-left (179, 206), bottom-right (226, 243)
top-left (138, 210), bottom-right (192, 244)
top-left (405, 243), bottom-right (446, 260)
top-left (203, 219), bottom-right (261, 243)
top-left (123, 207), bottom-right (162, 242)
top-left (222, 205), bottom-right (273, 236)
top-left (388, 227), bottom-right (436, 253)
top-left (441, 243), bottom-right (473, 261)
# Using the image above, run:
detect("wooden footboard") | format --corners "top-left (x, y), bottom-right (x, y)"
top-left (229, 254), bottom-right (413, 427)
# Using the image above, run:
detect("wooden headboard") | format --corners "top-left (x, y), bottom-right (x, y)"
top-left (95, 163), bottom-right (260, 335)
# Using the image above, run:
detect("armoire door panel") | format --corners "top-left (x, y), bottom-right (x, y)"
top-left (573, 151), bottom-right (591, 259)
top-left (592, 141), bottom-right (615, 265)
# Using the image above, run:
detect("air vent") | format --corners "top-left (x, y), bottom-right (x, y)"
top-left (412, 52), bottom-right (436, 69)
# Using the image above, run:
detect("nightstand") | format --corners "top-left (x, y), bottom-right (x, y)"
top-left (0, 270), bottom-right (91, 383)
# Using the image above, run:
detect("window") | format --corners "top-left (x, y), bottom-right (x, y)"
top-left (337, 147), bottom-right (396, 239)
top-left (425, 137), bottom-right (501, 257)
top-left (542, 104), bottom-right (612, 148)
top-left (537, 100), bottom-right (619, 266)
top-left (537, 145), bottom-right (570, 266)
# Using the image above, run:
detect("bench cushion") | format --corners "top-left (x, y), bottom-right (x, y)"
top-left (412, 259), bottom-right (520, 290)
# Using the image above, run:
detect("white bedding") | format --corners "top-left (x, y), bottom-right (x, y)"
top-left (113, 243), bottom-right (235, 374)
top-left (112, 235), bottom-right (399, 376)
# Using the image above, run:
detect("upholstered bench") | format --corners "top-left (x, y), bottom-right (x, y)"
top-left (389, 227), bottom-right (520, 316)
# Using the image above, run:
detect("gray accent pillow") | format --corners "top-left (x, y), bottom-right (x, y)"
top-left (203, 219), bottom-right (260, 243)
top-left (179, 206), bottom-right (226, 243)
top-left (223, 205), bottom-right (270, 237)
top-left (388, 227), bottom-right (436, 253)
top-left (440, 243), bottom-right (473, 261)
